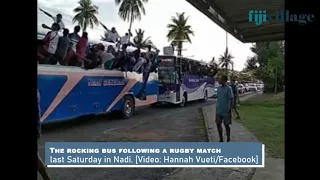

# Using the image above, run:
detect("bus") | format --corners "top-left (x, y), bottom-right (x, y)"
top-left (38, 65), bottom-right (158, 124)
top-left (157, 55), bottom-right (215, 106)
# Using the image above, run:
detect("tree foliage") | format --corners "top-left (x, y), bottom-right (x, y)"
top-left (218, 48), bottom-right (234, 77)
top-left (73, 0), bottom-right (99, 32)
top-left (133, 28), bottom-right (153, 48)
top-left (167, 12), bottom-right (194, 56)
top-left (249, 41), bottom-right (285, 93)
top-left (115, 0), bottom-right (148, 31)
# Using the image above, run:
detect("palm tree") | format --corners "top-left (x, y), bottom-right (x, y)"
top-left (218, 48), bottom-right (234, 77)
top-left (132, 29), bottom-right (153, 48)
top-left (73, 0), bottom-right (99, 32)
top-left (167, 12), bottom-right (194, 56)
top-left (115, 0), bottom-right (148, 32)
top-left (100, 22), bottom-right (109, 41)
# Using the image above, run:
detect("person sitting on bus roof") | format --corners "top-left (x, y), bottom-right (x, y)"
top-left (64, 43), bottom-right (78, 66)
top-left (76, 32), bottom-right (88, 62)
top-left (100, 45), bottom-right (115, 69)
top-left (132, 51), bottom-right (145, 73)
top-left (69, 26), bottom-right (81, 52)
top-left (39, 8), bottom-right (65, 31)
top-left (54, 28), bottom-right (70, 65)
top-left (106, 27), bottom-right (120, 43)
top-left (42, 23), bottom-right (60, 65)
top-left (83, 44), bottom-right (104, 70)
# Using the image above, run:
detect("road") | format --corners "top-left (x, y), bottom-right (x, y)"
top-left (38, 92), bottom-right (254, 180)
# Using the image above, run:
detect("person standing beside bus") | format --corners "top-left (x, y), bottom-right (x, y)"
top-left (37, 90), bottom-right (51, 180)
top-left (216, 75), bottom-right (234, 142)
top-left (230, 79), bottom-right (241, 119)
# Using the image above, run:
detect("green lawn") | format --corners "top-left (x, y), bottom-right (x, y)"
top-left (239, 93), bottom-right (284, 158)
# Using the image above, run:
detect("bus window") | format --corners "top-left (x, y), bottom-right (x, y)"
top-left (159, 68), bottom-right (175, 84)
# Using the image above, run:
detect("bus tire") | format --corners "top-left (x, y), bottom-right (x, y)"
top-left (120, 95), bottom-right (135, 119)
top-left (179, 93), bottom-right (187, 107)
top-left (201, 90), bottom-right (208, 102)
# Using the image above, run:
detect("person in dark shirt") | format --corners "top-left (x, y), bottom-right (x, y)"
top-left (230, 79), bottom-right (240, 119)
top-left (83, 44), bottom-right (104, 69)
top-left (37, 90), bottom-right (51, 180)
top-left (55, 29), bottom-right (70, 65)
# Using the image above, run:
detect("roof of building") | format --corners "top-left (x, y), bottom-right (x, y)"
top-left (186, 0), bottom-right (284, 42)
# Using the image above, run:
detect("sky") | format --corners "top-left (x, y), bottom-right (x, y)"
top-left (38, 0), bottom-right (255, 71)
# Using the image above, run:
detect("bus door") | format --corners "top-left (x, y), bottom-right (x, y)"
top-left (175, 57), bottom-right (182, 102)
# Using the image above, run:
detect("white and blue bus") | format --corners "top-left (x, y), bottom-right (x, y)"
top-left (157, 56), bottom-right (216, 106)
top-left (37, 5), bottom-right (156, 124)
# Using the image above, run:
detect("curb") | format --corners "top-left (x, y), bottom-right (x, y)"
top-left (201, 107), bottom-right (214, 142)
top-left (200, 93), bottom-right (260, 180)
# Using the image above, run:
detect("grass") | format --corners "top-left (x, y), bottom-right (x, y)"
top-left (239, 92), bottom-right (284, 158)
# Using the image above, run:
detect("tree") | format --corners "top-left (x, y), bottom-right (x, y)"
top-left (115, 0), bottom-right (148, 32)
top-left (167, 12), bottom-right (194, 56)
top-left (250, 41), bottom-right (284, 93)
top-left (218, 48), bottom-right (234, 77)
top-left (244, 57), bottom-right (258, 70)
top-left (73, 0), bottom-right (99, 32)
top-left (132, 28), bottom-right (153, 48)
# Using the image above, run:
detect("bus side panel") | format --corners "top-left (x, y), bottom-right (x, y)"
top-left (182, 74), bottom-right (215, 101)
top-left (42, 75), bottom-right (127, 124)
top-left (38, 69), bottom-right (159, 124)
top-left (38, 75), bottom-right (68, 120)
top-left (182, 74), bottom-right (204, 101)
top-left (71, 76), bottom-right (126, 114)
top-left (202, 76), bottom-right (216, 98)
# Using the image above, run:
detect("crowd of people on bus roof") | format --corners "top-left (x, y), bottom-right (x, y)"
top-left (37, 9), bottom-right (160, 74)
top-left (37, 9), bottom-right (218, 79)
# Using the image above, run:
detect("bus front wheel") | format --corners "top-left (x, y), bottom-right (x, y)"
top-left (120, 95), bottom-right (135, 119)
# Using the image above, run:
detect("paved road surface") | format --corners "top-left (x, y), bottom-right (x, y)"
top-left (38, 93), bottom-right (253, 180)
top-left (38, 98), bottom-right (217, 180)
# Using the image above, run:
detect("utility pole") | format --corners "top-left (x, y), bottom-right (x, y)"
top-left (226, 31), bottom-right (228, 50)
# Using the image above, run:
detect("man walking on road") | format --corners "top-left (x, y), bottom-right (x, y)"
top-left (230, 79), bottom-right (241, 119)
top-left (216, 75), bottom-right (234, 142)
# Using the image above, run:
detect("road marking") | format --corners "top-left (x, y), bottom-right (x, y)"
top-left (103, 128), bottom-right (118, 134)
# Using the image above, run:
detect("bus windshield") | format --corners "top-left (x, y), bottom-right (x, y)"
top-left (159, 68), bottom-right (175, 84)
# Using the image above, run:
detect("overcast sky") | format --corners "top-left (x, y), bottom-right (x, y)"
top-left (38, 0), bottom-right (255, 70)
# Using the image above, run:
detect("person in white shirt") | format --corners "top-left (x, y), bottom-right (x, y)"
top-left (44, 23), bottom-right (60, 64)
top-left (99, 45), bottom-right (115, 69)
top-left (39, 8), bottom-right (65, 31)
top-left (106, 27), bottom-right (120, 43)
top-left (120, 30), bottom-right (132, 45)
top-left (68, 26), bottom-right (81, 52)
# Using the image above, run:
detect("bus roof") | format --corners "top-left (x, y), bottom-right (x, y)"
top-left (158, 55), bottom-right (210, 65)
